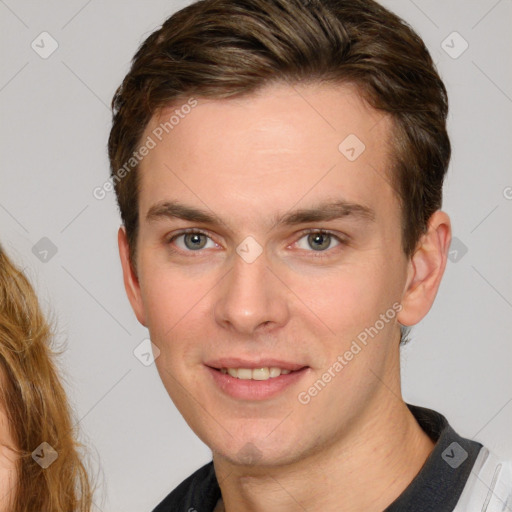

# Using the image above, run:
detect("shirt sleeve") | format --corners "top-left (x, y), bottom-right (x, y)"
top-left (453, 446), bottom-right (512, 512)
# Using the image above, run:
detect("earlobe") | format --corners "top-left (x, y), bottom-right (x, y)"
top-left (397, 211), bottom-right (451, 327)
top-left (118, 226), bottom-right (147, 326)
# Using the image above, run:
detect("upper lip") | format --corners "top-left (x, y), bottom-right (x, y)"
top-left (205, 358), bottom-right (308, 371)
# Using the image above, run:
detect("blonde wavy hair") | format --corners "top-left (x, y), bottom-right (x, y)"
top-left (0, 244), bottom-right (94, 511)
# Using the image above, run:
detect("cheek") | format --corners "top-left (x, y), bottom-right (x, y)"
top-left (0, 419), bottom-right (18, 511)
top-left (140, 267), bottom-right (214, 364)
top-left (290, 263), bottom-right (386, 337)
top-left (288, 257), bottom-right (403, 374)
top-left (140, 264), bottom-right (199, 331)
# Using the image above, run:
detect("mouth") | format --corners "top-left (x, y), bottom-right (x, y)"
top-left (205, 359), bottom-right (310, 400)
top-left (217, 366), bottom-right (295, 380)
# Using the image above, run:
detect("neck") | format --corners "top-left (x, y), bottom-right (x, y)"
top-left (213, 395), bottom-right (435, 512)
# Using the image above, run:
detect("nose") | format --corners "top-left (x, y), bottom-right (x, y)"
top-left (214, 244), bottom-right (290, 335)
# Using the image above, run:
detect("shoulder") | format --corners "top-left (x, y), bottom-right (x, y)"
top-left (151, 460), bottom-right (221, 512)
top-left (454, 446), bottom-right (512, 511)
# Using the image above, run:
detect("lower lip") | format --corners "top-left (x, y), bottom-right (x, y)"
top-left (206, 366), bottom-right (309, 401)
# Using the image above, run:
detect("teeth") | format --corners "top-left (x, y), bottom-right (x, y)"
top-left (269, 367), bottom-right (281, 378)
top-left (237, 368), bottom-right (252, 380)
top-left (221, 367), bottom-right (293, 380)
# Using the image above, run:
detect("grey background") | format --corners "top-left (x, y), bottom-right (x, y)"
top-left (1, 0), bottom-right (511, 510)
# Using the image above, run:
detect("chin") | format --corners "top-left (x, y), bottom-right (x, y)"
top-left (207, 426), bottom-right (302, 467)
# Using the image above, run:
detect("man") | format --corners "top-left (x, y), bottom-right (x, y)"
top-left (108, 0), bottom-right (512, 510)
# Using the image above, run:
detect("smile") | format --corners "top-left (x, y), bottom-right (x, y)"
top-left (206, 363), bottom-right (309, 400)
top-left (220, 367), bottom-right (292, 380)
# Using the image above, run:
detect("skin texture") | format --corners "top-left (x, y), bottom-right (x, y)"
top-left (119, 82), bottom-right (451, 511)
top-left (0, 383), bottom-right (17, 511)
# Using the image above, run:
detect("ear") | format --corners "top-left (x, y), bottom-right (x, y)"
top-left (118, 226), bottom-right (147, 326)
top-left (397, 210), bottom-right (451, 327)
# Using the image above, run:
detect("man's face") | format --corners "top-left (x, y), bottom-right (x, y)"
top-left (122, 82), bottom-right (414, 466)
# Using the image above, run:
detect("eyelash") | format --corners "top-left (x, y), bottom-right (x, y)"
top-left (166, 228), bottom-right (348, 258)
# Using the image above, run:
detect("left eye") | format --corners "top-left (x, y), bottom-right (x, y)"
top-left (295, 231), bottom-right (341, 252)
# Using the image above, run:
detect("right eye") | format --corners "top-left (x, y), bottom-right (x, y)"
top-left (168, 230), bottom-right (218, 252)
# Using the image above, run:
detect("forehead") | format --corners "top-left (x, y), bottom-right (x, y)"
top-left (138, 82), bottom-right (398, 228)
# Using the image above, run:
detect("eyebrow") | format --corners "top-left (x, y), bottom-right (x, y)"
top-left (145, 199), bottom-right (375, 230)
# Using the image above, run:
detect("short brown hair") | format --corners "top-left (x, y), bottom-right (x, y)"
top-left (108, 0), bottom-right (450, 343)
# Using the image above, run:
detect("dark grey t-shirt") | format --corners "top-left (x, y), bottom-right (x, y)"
top-left (152, 403), bottom-right (483, 512)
